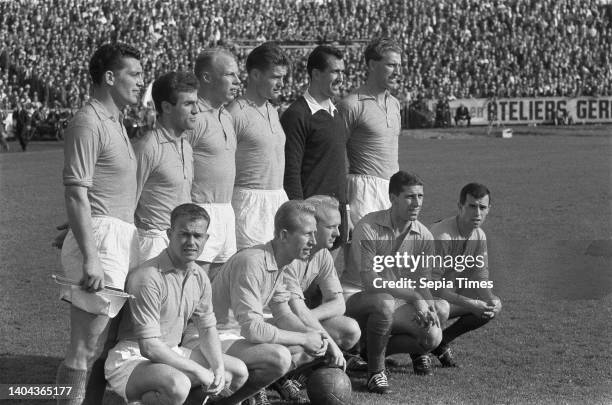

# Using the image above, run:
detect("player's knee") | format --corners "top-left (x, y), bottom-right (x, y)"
top-left (372, 294), bottom-right (396, 319)
top-left (229, 361), bottom-right (249, 391)
top-left (418, 325), bottom-right (443, 353)
top-left (261, 345), bottom-right (292, 379)
top-left (69, 340), bottom-right (103, 368)
top-left (336, 317), bottom-right (361, 350)
top-left (435, 299), bottom-right (450, 323)
top-left (161, 373), bottom-right (191, 404)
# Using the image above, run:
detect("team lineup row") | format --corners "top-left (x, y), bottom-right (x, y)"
top-left (54, 39), bottom-right (501, 405)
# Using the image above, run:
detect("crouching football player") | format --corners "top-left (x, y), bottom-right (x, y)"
top-left (105, 204), bottom-right (248, 404)
top-left (341, 171), bottom-right (449, 394)
top-left (275, 196), bottom-right (361, 396)
top-left (429, 183), bottom-right (502, 367)
top-left (286, 195), bottom-right (361, 354)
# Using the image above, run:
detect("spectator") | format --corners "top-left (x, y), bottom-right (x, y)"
top-left (455, 103), bottom-right (471, 126)
top-left (0, 0), bottom-right (610, 111)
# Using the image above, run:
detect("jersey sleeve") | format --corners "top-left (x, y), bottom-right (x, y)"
top-left (125, 270), bottom-right (163, 340)
top-left (281, 107), bottom-right (307, 200)
top-left (63, 124), bottom-right (100, 188)
top-left (312, 250), bottom-right (343, 299)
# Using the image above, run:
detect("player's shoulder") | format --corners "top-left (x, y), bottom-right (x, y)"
top-left (226, 97), bottom-right (249, 115)
top-left (131, 128), bottom-right (156, 148)
top-left (474, 227), bottom-right (487, 241)
top-left (338, 91), bottom-right (360, 108)
top-left (136, 130), bottom-right (166, 162)
top-left (357, 209), bottom-right (386, 229)
top-left (227, 244), bottom-right (268, 269)
top-left (192, 263), bottom-right (212, 288)
top-left (388, 93), bottom-right (401, 108)
top-left (412, 219), bottom-right (434, 240)
top-left (387, 92), bottom-right (400, 103)
top-left (429, 216), bottom-right (456, 239)
top-left (310, 248), bottom-right (334, 267)
top-left (128, 257), bottom-right (163, 287)
top-left (352, 210), bottom-right (389, 241)
top-left (281, 97), bottom-right (308, 118)
top-left (66, 103), bottom-right (99, 130)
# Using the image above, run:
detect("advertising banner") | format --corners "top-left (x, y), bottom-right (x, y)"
top-left (446, 97), bottom-right (612, 126)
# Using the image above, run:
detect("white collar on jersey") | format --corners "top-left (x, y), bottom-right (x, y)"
top-left (303, 89), bottom-right (337, 117)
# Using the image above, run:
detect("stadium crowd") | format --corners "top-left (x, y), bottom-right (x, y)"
top-left (1, 0), bottom-right (611, 112)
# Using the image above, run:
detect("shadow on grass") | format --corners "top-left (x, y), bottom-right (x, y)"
top-left (0, 355), bottom-right (62, 405)
top-left (0, 354), bottom-right (61, 384)
top-left (0, 355), bottom-right (128, 405)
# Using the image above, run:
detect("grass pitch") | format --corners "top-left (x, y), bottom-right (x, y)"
top-left (0, 126), bottom-right (610, 404)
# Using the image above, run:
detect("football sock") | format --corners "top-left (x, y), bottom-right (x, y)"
top-left (56, 363), bottom-right (88, 405)
top-left (365, 312), bottom-right (392, 373)
top-left (431, 344), bottom-right (447, 357)
top-left (440, 314), bottom-right (490, 346)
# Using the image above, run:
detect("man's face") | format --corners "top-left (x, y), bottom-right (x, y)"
top-left (166, 90), bottom-right (198, 132)
top-left (458, 194), bottom-right (490, 231)
top-left (390, 185), bottom-right (424, 222)
top-left (283, 215), bottom-right (317, 261)
top-left (315, 208), bottom-right (341, 250)
top-left (110, 57), bottom-right (144, 107)
top-left (166, 216), bottom-right (209, 264)
top-left (369, 51), bottom-right (401, 90)
top-left (255, 65), bottom-right (287, 102)
top-left (208, 54), bottom-right (241, 105)
top-left (314, 56), bottom-right (345, 99)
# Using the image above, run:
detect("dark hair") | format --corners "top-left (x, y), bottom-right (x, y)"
top-left (89, 43), bottom-right (141, 85)
top-left (459, 183), bottom-right (491, 205)
top-left (194, 47), bottom-right (235, 79)
top-left (274, 200), bottom-right (316, 237)
top-left (364, 38), bottom-right (402, 64)
top-left (151, 71), bottom-right (199, 114)
top-left (389, 171), bottom-right (424, 196)
top-left (307, 45), bottom-right (344, 78)
top-left (170, 203), bottom-right (210, 229)
top-left (246, 42), bottom-right (290, 73)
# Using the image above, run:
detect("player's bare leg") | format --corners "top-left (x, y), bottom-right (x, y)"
top-left (385, 300), bottom-right (447, 376)
top-left (83, 316), bottom-right (121, 405)
top-left (125, 362), bottom-right (192, 404)
top-left (56, 307), bottom-right (112, 405)
top-left (216, 341), bottom-right (292, 404)
top-left (188, 349), bottom-right (249, 398)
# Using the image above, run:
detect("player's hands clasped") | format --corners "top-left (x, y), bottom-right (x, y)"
top-left (81, 256), bottom-right (105, 292)
top-left (194, 367), bottom-right (215, 392)
top-left (304, 331), bottom-right (328, 357)
top-left (470, 299), bottom-right (496, 319)
top-left (206, 367), bottom-right (226, 396)
top-left (414, 300), bottom-right (438, 329)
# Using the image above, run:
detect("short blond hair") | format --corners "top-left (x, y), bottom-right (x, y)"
top-left (305, 195), bottom-right (340, 221)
